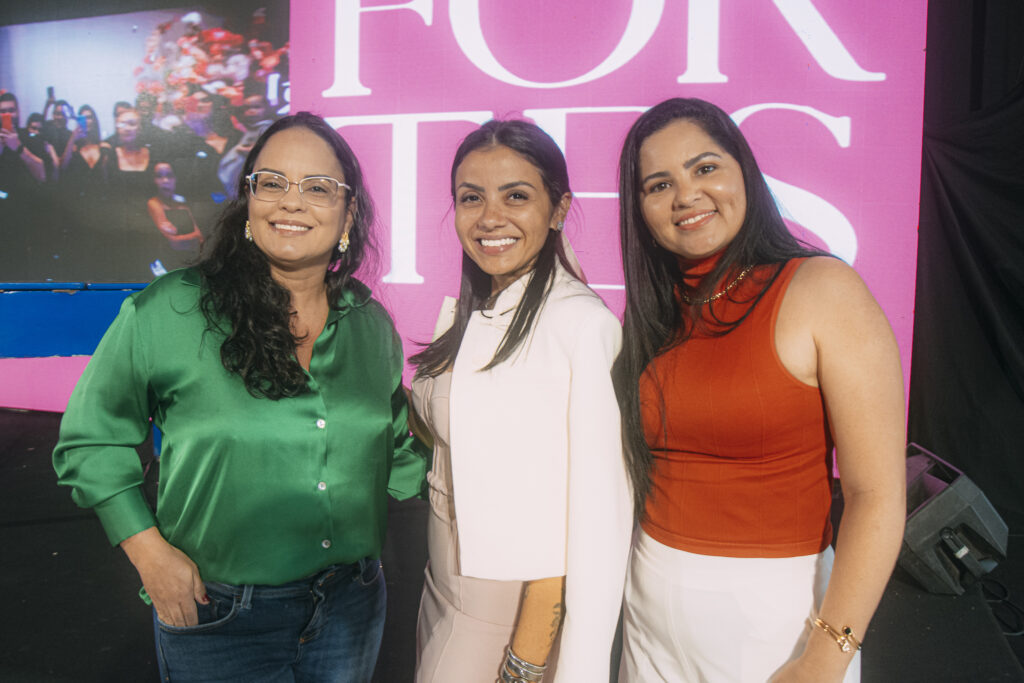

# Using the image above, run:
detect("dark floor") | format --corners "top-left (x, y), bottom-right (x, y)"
top-left (2, 407), bottom-right (1023, 682)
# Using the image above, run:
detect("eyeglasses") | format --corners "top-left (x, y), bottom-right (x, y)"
top-left (246, 171), bottom-right (351, 208)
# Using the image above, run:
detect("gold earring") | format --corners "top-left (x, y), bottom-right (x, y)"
top-left (338, 231), bottom-right (350, 254)
top-left (244, 220), bottom-right (253, 241)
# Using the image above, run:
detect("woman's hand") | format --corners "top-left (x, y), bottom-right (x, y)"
top-left (768, 637), bottom-right (850, 683)
top-left (120, 526), bottom-right (208, 626)
top-left (770, 657), bottom-right (824, 683)
top-left (0, 129), bottom-right (19, 152)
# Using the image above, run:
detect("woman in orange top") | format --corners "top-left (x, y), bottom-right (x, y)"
top-left (614, 98), bottom-right (906, 682)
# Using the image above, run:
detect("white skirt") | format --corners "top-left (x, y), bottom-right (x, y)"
top-left (619, 530), bottom-right (860, 683)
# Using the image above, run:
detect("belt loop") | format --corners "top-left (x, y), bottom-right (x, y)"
top-left (240, 584), bottom-right (254, 610)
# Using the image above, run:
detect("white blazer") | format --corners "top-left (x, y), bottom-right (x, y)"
top-left (448, 262), bottom-right (633, 681)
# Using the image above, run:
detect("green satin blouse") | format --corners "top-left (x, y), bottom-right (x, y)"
top-left (53, 268), bottom-right (428, 586)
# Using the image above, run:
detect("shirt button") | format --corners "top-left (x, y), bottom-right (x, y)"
top-left (315, 419), bottom-right (326, 429)
top-left (321, 539), bottom-right (331, 549)
top-left (317, 481), bottom-right (327, 491)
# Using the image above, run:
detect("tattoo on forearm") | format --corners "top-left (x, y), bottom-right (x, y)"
top-left (549, 601), bottom-right (565, 641)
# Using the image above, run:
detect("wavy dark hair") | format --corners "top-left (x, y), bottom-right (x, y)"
top-left (198, 111), bottom-right (375, 399)
top-left (615, 98), bottom-right (825, 515)
top-left (411, 119), bottom-right (575, 377)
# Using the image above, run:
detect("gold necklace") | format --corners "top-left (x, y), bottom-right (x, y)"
top-left (681, 264), bottom-right (755, 305)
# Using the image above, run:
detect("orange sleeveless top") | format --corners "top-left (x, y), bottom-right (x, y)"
top-left (639, 257), bottom-right (833, 558)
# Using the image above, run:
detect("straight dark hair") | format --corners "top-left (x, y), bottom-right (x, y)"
top-left (615, 98), bottom-right (825, 515)
top-left (411, 119), bottom-right (575, 377)
top-left (198, 111), bottom-right (376, 399)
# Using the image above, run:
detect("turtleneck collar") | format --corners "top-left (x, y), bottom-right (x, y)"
top-left (679, 251), bottom-right (725, 289)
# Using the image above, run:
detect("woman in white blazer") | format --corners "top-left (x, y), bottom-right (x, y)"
top-left (409, 119), bottom-right (632, 683)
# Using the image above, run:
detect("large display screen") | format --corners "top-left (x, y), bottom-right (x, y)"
top-left (1, 0), bottom-right (927, 412)
top-left (0, 4), bottom-right (289, 282)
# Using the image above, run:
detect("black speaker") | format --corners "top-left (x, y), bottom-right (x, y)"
top-left (898, 443), bottom-right (1008, 595)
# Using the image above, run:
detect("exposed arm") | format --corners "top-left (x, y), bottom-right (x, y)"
top-left (147, 197), bottom-right (179, 236)
top-left (22, 145), bottom-right (46, 182)
top-left (507, 576), bottom-right (566, 671)
top-left (59, 127), bottom-right (84, 169)
top-left (43, 142), bottom-right (60, 181)
top-left (772, 258), bottom-right (906, 682)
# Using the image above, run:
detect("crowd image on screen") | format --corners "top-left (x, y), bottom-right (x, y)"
top-left (0, 8), bottom-right (288, 283)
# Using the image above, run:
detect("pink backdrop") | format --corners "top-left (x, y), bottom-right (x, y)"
top-left (1, 0), bottom-right (927, 412)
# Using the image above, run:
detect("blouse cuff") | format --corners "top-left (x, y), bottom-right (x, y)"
top-left (94, 487), bottom-right (159, 546)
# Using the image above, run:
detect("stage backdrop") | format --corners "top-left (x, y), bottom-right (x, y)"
top-left (0, 0), bottom-right (927, 412)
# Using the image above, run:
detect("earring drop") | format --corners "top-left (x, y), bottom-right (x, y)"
top-left (244, 220), bottom-right (253, 241)
top-left (556, 221), bottom-right (564, 231)
top-left (338, 231), bottom-right (350, 254)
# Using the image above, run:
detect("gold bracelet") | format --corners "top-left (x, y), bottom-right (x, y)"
top-left (811, 617), bottom-right (862, 653)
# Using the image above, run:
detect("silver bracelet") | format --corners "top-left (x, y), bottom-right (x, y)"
top-left (502, 648), bottom-right (545, 682)
top-left (500, 667), bottom-right (526, 683)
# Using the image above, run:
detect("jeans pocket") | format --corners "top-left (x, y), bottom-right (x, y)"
top-left (156, 590), bottom-right (241, 635)
top-left (357, 558), bottom-right (383, 587)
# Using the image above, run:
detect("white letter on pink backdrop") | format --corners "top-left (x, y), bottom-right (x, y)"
top-left (449, 0), bottom-right (663, 88)
top-left (772, 0), bottom-right (885, 81)
top-left (732, 103), bottom-right (857, 262)
top-left (325, 111), bottom-right (494, 283)
top-left (676, 0), bottom-right (728, 83)
top-left (523, 105), bottom-right (648, 198)
top-left (678, 0), bottom-right (886, 83)
top-left (322, 0), bottom-right (434, 98)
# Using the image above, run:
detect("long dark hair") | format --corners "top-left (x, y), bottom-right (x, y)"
top-left (77, 105), bottom-right (101, 144)
top-left (615, 98), bottom-right (825, 515)
top-left (411, 119), bottom-right (574, 377)
top-left (198, 111), bottom-right (376, 399)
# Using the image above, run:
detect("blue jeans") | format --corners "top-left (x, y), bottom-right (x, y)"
top-left (154, 558), bottom-right (385, 682)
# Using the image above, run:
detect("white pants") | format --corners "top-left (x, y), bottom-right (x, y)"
top-left (619, 530), bottom-right (860, 683)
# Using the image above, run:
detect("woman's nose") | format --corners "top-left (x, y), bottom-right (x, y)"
top-left (278, 182), bottom-right (305, 209)
top-left (674, 185), bottom-right (701, 207)
top-left (479, 201), bottom-right (506, 228)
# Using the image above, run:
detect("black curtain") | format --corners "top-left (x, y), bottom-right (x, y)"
top-left (908, 80), bottom-right (1024, 529)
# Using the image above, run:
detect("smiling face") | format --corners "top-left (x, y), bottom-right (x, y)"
top-left (247, 126), bottom-right (354, 279)
top-left (638, 118), bottom-right (747, 262)
top-left (454, 145), bottom-right (569, 294)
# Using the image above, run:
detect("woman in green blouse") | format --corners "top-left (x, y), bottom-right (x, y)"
top-left (53, 112), bottom-right (429, 682)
